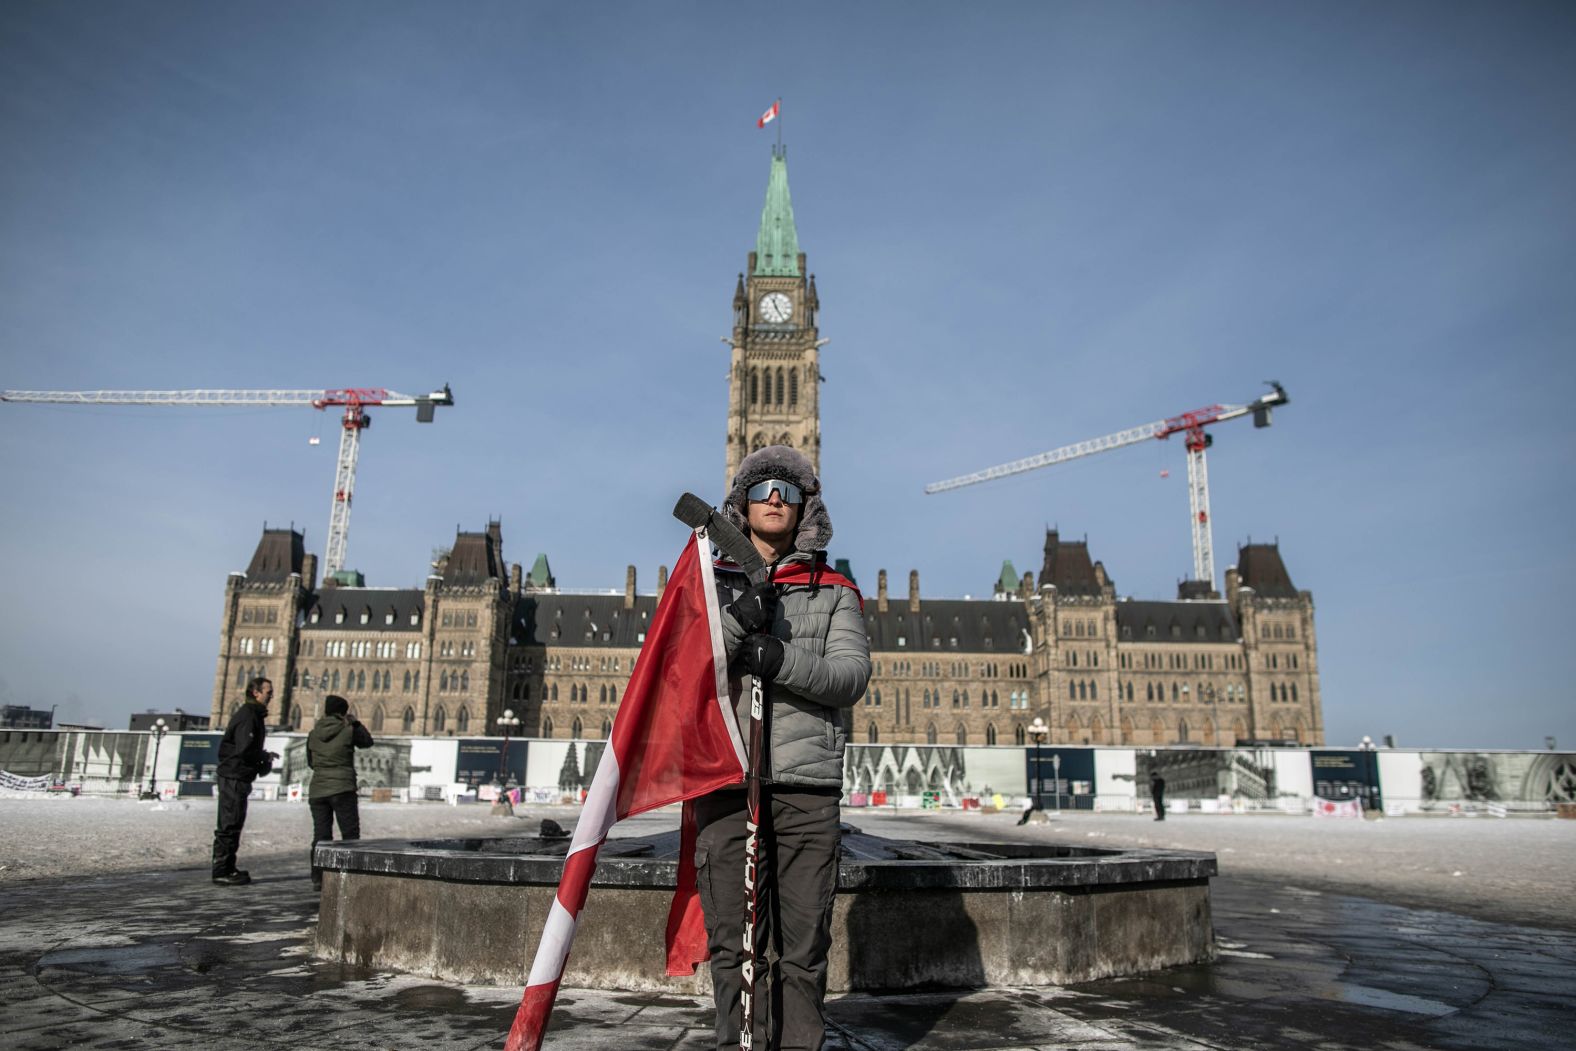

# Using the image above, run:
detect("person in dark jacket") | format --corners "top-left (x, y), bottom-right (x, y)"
top-left (305, 694), bottom-right (373, 891)
top-left (210, 677), bottom-right (278, 886)
top-left (697, 445), bottom-right (871, 1051)
top-left (1150, 770), bottom-right (1167, 821)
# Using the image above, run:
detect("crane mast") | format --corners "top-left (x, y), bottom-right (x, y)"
top-left (926, 383), bottom-right (1288, 591)
top-left (1, 385), bottom-right (453, 578)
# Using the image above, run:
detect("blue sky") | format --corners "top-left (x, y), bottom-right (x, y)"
top-left (1, 2), bottom-right (1571, 748)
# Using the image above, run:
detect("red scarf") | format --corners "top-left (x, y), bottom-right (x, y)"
top-left (713, 557), bottom-right (864, 611)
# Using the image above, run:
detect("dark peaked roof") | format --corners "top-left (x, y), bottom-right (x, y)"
top-left (303, 589), bottom-right (425, 632)
top-left (1117, 601), bottom-right (1240, 644)
top-left (863, 599), bottom-right (1029, 654)
top-left (1237, 543), bottom-right (1298, 598)
top-left (1038, 530), bottom-right (1100, 596)
top-left (245, 529), bottom-right (305, 583)
top-left (443, 524), bottom-right (504, 586)
top-left (513, 594), bottom-right (660, 647)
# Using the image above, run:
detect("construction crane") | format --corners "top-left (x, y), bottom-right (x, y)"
top-left (926, 382), bottom-right (1289, 590)
top-left (0, 385), bottom-right (454, 579)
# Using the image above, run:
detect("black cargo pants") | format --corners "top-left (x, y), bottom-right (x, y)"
top-left (694, 785), bottom-right (842, 1051)
top-left (211, 776), bottom-right (251, 877)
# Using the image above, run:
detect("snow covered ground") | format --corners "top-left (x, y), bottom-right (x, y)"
top-left (1, 796), bottom-right (1571, 930)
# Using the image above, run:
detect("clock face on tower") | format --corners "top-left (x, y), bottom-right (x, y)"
top-left (759, 292), bottom-right (793, 324)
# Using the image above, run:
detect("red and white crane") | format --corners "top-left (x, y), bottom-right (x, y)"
top-left (926, 383), bottom-right (1288, 590)
top-left (0, 385), bottom-right (454, 579)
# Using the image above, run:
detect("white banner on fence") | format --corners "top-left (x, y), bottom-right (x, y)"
top-left (1312, 797), bottom-right (1363, 819)
top-left (0, 770), bottom-right (52, 792)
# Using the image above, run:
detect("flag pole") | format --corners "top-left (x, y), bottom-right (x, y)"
top-left (776, 97), bottom-right (783, 152)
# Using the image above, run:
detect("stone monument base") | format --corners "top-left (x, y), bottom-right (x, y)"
top-left (313, 826), bottom-right (1216, 992)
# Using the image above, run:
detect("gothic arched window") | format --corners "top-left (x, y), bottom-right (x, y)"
top-left (955, 724), bottom-right (967, 746)
top-left (571, 717), bottom-right (583, 740)
top-left (750, 368), bottom-right (759, 404)
top-left (1090, 681), bottom-right (1098, 701)
top-left (925, 722), bottom-right (937, 745)
top-left (402, 707), bottom-right (415, 733)
top-left (776, 367), bottom-right (785, 404)
top-left (867, 723), bottom-right (879, 744)
top-left (434, 705), bottom-right (446, 733)
top-left (542, 716), bottom-right (554, 738)
top-left (600, 718), bottom-right (611, 738)
top-left (371, 706), bottom-right (385, 732)
top-left (456, 706), bottom-right (470, 732)
top-left (789, 369), bottom-right (798, 407)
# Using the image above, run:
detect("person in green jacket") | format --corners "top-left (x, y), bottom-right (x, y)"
top-left (306, 694), bottom-right (373, 890)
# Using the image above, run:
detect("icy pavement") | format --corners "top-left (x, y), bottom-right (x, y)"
top-left (3, 797), bottom-right (1572, 929)
top-left (1, 800), bottom-right (1573, 1049)
top-left (3, 855), bottom-right (1573, 1050)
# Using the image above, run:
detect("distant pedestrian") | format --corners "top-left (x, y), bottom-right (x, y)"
top-left (1016, 794), bottom-right (1038, 826)
top-left (1150, 770), bottom-right (1167, 821)
top-left (306, 695), bottom-right (373, 891)
top-left (211, 677), bottom-right (279, 886)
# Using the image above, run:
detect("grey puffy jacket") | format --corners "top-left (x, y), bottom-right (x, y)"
top-left (717, 550), bottom-right (872, 787)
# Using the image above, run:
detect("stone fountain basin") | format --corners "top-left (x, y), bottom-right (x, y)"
top-left (313, 825), bottom-right (1216, 993)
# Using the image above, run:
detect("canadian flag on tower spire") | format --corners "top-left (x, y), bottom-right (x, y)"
top-left (757, 99), bottom-right (780, 128)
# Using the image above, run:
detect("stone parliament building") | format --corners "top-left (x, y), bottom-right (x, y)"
top-left (210, 149), bottom-right (1325, 749)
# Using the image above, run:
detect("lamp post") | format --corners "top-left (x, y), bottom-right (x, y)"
top-left (493, 708), bottom-right (521, 815)
top-left (140, 718), bottom-right (167, 800)
top-left (1027, 717), bottom-right (1049, 811)
top-left (1051, 752), bottom-right (1062, 815)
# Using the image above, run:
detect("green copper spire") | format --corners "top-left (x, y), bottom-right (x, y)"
top-left (998, 560), bottom-right (1019, 593)
top-left (754, 146), bottom-right (800, 276)
top-left (528, 553), bottom-right (554, 588)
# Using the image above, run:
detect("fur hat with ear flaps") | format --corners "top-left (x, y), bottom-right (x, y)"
top-left (723, 445), bottom-right (833, 553)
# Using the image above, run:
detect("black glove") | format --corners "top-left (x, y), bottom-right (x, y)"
top-left (728, 582), bottom-right (778, 635)
top-left (738, 633), bottom-right (785, 682)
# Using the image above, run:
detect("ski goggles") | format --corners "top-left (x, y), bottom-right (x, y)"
top-left (745, 479), bottom-right (804, 504)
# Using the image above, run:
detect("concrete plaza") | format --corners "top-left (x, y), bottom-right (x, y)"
top-left (1, 803), bottom-right (1572, 1049)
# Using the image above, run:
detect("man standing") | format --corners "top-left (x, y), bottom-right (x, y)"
top-left (211, 677), bottom-right (278, 886)
top-left (695, 445), bottom-right (871, 1051)
top-left (1150, 769), bottom-right (1167, 821)
top-left (306, 694), bottom-right (374, 891)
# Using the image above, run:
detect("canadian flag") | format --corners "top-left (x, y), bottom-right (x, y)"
top-left (757, 99), bottom-right (780, 128)
top-left (505, 533), bottom-right (747, 1051)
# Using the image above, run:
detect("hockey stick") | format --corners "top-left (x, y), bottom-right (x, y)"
top-left (672, 493), bottom-right (769, 1050)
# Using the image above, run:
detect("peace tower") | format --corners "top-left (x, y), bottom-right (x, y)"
top-left (724, 146), bottom-right (823, 488)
